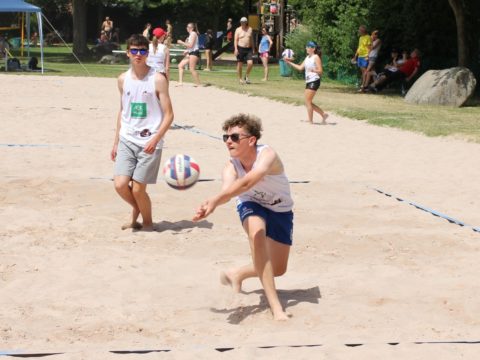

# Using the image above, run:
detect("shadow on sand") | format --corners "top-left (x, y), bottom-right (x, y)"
top-left (210, 286), bottom-right (321, 324)
top-left (152, 219), bottom-right (213, 232)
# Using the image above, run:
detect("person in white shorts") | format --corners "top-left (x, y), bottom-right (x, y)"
top-left (111, 34), bottom-right (174, 231)
top-left (193, 114), bottom-right (294, 321)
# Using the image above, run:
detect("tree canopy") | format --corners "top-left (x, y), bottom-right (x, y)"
top-left (289, 0), bottom-right (479, 80)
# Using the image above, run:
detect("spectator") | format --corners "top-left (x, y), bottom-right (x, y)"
top-left (226, 18), bottom-right (233, 42)
top-left (360, 30), bottom-right (381, 91)
top-left (142, 23), bottom-right (152, 41)
top-left (177, 22), bottom-right (201, 86)
top-left (101, 16), bottom-right (113, 40)
top-left (0, 34), bottom-right (10, 59)
top-left (234, 17), bottom-right (255, 84)
top-left (30, 31), bottom-right (38, 47)
top-left (362, 47), bottom-right (399, 91)
top-left (111, 28), bottom-right (120, 45)
top-left (204, 29), bottom-right (214, 71)
top-left (98, 31), bottom-right (108, 44)
top-left (258, 27), bottom-right (273, 81)
top-left (369, 48), bottom-right (421, 93)
top-left (165, 19), bottom-right (173, 47)
top-left (351, 25), bottom-right (371, 90)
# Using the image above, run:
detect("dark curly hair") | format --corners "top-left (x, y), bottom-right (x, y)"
top-left (222, 113), bottom-right (263, 142)
top-left (126, 34), bottom-right (149, 49)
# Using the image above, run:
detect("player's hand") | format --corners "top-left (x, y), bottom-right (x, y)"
top-left (234, 49), bottom-right (238, 56)
top-left (143, 139), bottom-right (158, 154)
top-left (110, 144), bottom-right (118, 161)
top-left (193, 198), bottom-right (217, 221)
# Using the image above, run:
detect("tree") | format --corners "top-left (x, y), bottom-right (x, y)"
top-left (72, 0), bottom-right (88, 55)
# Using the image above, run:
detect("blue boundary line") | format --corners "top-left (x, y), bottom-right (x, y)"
top-left (371, 187), bottom-right (480, 234)
top-left (171, 123), bottom-right (222, 141)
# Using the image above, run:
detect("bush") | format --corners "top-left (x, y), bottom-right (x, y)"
top-left (290, 0), bottom-right (372, 84)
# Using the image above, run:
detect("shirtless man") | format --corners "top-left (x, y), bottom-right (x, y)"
top-left (234, 17), bottom-right (255, 84)
top-left (111, 34), bottom-right (174, 231)
top-left (193, 114), bottom-right (294, 321)
top-left (101, 16), bottom-right (113, 40)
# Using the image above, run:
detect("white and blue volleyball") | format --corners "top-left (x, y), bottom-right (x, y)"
top-left (163, 154), bottom-right (200, 190)
top-left (282, 48), bottom-right (295, 60)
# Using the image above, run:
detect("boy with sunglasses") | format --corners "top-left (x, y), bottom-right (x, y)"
top-left (193, 114), bottom-right (294, 321)
top-left (111, 34), bottom-right (174, 231)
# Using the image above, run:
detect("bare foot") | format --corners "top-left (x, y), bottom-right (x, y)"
top-left (139, 223), bottom-right (154, 232)
top-left (121, 221), bottom-right (142, 230)
top-left (261, 78), bottom-right (267, 81)
top-left (321, 113), bottom-right (329, 124)
top-left (220, 270), bottom-right (242, 293)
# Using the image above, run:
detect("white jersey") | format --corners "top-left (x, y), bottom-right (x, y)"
top-left (304, 54), bottom-right (320, 83)
top-left (187, 32), bottom-right (199, 53)
top-left (231, 145), bottom-right (294, 212)
top-left (147, 43), bottom-right (166, 73)
top-left (120, 68), bottom-right (164, 149)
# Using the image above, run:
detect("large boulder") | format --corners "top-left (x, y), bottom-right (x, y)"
top-left (405, 67), bottom-right (477, 107)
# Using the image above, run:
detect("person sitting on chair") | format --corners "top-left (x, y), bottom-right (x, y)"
top-left (368, 48), bottom-right (421, 93)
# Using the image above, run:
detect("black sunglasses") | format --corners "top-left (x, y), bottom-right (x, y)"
top-left (222, 133), bottom-right (251, 142)
top-left (129, 48), bottom-right (148, 56)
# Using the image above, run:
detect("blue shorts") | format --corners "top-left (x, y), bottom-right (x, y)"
top-left (237, 201), bottom-right (293, 246)
top-left (357, 56), bottom-right (368, 68)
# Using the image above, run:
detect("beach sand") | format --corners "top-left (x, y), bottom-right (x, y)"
top-left (1, 74), bottom-right (479, 359)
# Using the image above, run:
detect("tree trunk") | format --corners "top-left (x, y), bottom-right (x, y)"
top-left (447, 0), bottom-right (469, 66)
top-left (72, 0), bottom-right (89, 56)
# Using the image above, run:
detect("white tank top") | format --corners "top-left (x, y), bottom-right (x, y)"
top-left (147, 43), bottom-right (166, 73)
top-left (120, 68), bottom-right (164, 149)
top-left (231, 145), bottom-right (294, 212)
top-left (187, 32), bottom-right (199, 53)
top-left (304, 55), bottom-right (320, 83)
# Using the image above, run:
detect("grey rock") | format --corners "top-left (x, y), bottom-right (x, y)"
top-left (405, 67), bottom-right (477, 107)
top-left (98, 54), bottom-right (119, 64)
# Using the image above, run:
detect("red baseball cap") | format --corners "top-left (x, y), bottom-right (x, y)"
top-left (152, 27), bottom-right (166, 38)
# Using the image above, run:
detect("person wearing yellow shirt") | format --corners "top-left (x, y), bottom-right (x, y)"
top-left (351, 25), bottom-right (372, 91)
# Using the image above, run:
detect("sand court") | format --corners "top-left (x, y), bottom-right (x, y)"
top-left (1, 74), bottom-right (479, 358)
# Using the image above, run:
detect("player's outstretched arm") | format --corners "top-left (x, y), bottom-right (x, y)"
top-left (193, 148), bottom-right (277, 221)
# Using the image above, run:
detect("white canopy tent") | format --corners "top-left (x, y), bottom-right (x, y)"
top-left (0, 0), bottom-right (44, 73)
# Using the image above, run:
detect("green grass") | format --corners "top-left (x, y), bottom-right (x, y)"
top-left (5, 45), bottom-right (480, 142)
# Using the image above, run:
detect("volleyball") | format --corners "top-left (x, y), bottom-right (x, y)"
top-left (282, 48), bottom-right (294, 60)
top-left (163, 154), bottom-right (200, 190)
top-left (171, 58), bottom-right (177, 64)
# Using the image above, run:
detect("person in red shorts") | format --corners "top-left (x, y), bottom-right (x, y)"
top-left (369, 48), bottom-right (421, 93)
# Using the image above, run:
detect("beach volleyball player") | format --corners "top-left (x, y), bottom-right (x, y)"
top-left (111, 34), bottom-right (174, 231)
top-left (193, 114), bottom-right (293, 321)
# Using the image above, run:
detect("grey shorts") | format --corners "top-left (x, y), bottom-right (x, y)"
top-left (114, 137), bottom-right (162, 184)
